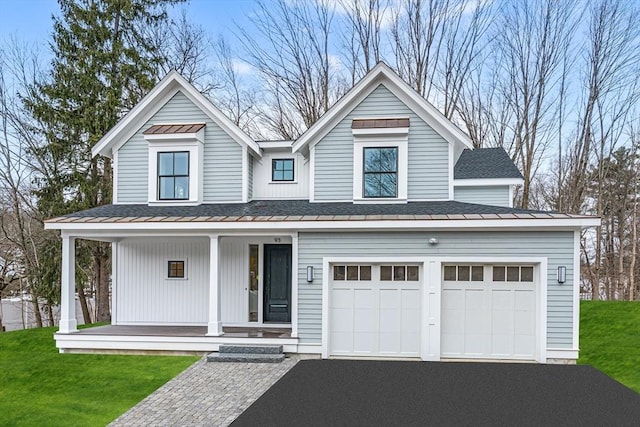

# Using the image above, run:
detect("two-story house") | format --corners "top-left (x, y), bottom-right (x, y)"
top-left (45, 63), bottom-right (598, 363)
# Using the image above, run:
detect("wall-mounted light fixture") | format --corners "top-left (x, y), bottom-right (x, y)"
top-left (557, 266), bottom-right (566, 284)
top-left (307, 266), bottom-right (314, 283)
top-left (274, 237), bottom-right (281, 243)
top-left (428, 237), bottom-right (439, 245)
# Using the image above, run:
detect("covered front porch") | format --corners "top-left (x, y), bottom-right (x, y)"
top-left (55, 230), bottom-right (300, 354)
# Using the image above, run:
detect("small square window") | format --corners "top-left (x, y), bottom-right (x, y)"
top-left (407, 266), bottom-right (419, 281)
top-left (444, 266), bottom-right (457, 281)
top-left (521, 266), bottom-right (534, 282)
top-left (458, 266), bottom-right (470, 281)
top-left (359, 266), bottom-right (372, 281)
top-left (272, 159), bottom-right (294, 181)
top-left (471, 266), bottom-right (484, 282)
top-left (507, 266), bottom-right (520, 282)
top-left (493, 266), bottom-right (506, 282)
top-left (347, 266), bottom-right (359, 281)
top-left (393, 266), bottom-right (405, 281)
top-left (333, 265), bottom-right (345, 280)
top-left (168, 261), bottom-right (185, 278)
top-left (380, 266), bottom-right (392, 281)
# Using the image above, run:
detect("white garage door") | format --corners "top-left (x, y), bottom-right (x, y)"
top-left (329, 264), bottom-right (422, 357)
top-left (441, 264), bottom-right (537, 360)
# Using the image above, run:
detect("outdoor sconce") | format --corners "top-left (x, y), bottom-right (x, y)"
top-left (557, 266), bottom-right (566, 284)
top-left (428, 237), bottom-right (439, 245)
top-left (306, 266), bottom-right (314, 283)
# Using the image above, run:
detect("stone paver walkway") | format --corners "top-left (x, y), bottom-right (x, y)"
top-left (109, 356), bottom-right (299, 427)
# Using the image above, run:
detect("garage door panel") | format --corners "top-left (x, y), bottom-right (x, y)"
top-left (442, 264), bottom-right (537, 361)
top-left (331, 308), bottom-right (353, 332)
top-left (401, 289), bottom-right (421, 309)
top-left (331, 332), bottom-right (353, 353)
top-left (332, 289), bottom-right (353, 309)
top-left (379, 289), bottom-right (400, 309)
top-left (353, 332), bottom-right (376, 353)
top-left (379, 308), bottom-right (399, 332)
top-left (379, 332), bottom-right (400, 353)
top-left (353, 288), bottom-right (374, 308)
top-left (354, 308), bottom-right (376, 332)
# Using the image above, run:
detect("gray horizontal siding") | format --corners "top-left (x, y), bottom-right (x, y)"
top-left (297, 231), bottom-right (574, 348)
top-left (116, 91), bottom-right (243, 203)
top-left (454, 185), bottom-right (510, 207)
top-left (314, 84), bottom-right (449, 201)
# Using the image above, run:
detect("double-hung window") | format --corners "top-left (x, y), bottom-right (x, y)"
top-left (158, 152), bottom-right (189, 200)
top-left (363, 147), bottom-right (398, 198)
top-left (272, 159), bottom-right (295, 182)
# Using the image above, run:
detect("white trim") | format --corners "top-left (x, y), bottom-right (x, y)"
top-left (112, 241), bottom-right (118, 324)
top-left (147, 139), bottom-right (203, 205)
top-left (258, 140), bottom-right (293, 149)
top-left (92, 70), bottom-right (261, 158)
top-left (353, 137), bottom-right (408, 202)
top-left (546, 348), bottom-right (579, 360)
top-left (448, 144), bottom-right (454, 200)
top-left (309, 146), bottom-right (316, 202)
top-left (242, 147), bottom-right (248, 203)
top-left (351, 127), bottom-right (409, 136)
top-left (509, 185), bottom-right (514, 208)
top-left (297, 343), bottom-right (322, 354)
top-left (46, 218), bottom-right (601, 232)
top-left (207, 234), bottom-right (222, 336)
top-left (291, 232), bottom-right (299, 338)
top-left (112, 150), bottom-right (119, 204)
top-left (292, 62), bottom-right (473, 154)
top-left (453, 178), bottom-right (524, 187)
top-left (59, 235), bottom-right (78, 333)
top-left (143, 132), bottom-right (203, 143)
top-left (573, 230), bottom-right (581, 351)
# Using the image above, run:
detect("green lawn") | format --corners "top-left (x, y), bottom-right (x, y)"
top-left (0, 326), bottom-right (199, 426)
top-left (579, 300), bottom-right (640, 393)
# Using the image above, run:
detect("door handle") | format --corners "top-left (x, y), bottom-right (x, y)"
top-left (270, 304), bottom-right (287, 308)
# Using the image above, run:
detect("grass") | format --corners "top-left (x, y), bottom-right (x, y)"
top-left (578, 300), bottom-right (640, 393)
top-left (0, 325), bottom-right (199, 426)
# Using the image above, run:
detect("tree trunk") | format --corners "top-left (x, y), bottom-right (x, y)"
top-left (31, 294), bottom-right (42, 328)
top-left (94, 244), bottom-right (111, 322)
top-left (77, 283), bottom-right (92, 324)
top-left (47, 304), bottom-right (54, 326)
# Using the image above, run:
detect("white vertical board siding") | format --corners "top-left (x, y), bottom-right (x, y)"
top-left (314, 84), bottom-right (449, 201)
top-left (252, 149), bottom-right (309, 199)
top-left (454, 186), bottom-right (510, 207)
top-left (116, 91), bottom-right (243, 203)
top-left (115, 237), bottom-right (208, 324)
top-left (219, 237), bottom-right (248, 324)
top-left (298, 231), bottom-right (574, 346)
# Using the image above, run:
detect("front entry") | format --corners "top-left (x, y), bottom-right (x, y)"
top-left (263, 244), bottom-right (292, 323)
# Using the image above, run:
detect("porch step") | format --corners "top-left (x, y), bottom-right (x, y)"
top-left (207, 344), bottom-right (285, 363)
top-left (219, 344), bottom-right (283, 355)
top-left (207, 353), bottom-right (285, 363)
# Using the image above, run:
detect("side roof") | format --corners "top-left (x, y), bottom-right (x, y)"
top-left (92, 70), bottom-right (261, 158)
top-left (454, 147), bottom-right (523, 180)
top-left (291, 62), bottom-right (474, 154)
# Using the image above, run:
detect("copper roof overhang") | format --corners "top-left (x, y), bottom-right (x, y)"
top-left (143, 123), bottom-right (206, 135)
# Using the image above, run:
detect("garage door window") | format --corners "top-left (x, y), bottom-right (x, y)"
top-left (492, 266), bottom-right (534, 282)
top-left (443, 265), bottom-right (483, 282)
top-left (333, 265), bottom-right (372, 281)
top-left (381, 265), bottom-right (419, 281)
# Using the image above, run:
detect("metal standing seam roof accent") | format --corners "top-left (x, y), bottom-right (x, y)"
top-left (143, 123), bottom-right (206, 135)
top-left (351, 118), bottom-right (410, 129)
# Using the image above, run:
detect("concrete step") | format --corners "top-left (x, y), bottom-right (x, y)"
top-left (206, 352), bottom-right (286, 363)
top-left (218, 344), bottom-right (283, 355)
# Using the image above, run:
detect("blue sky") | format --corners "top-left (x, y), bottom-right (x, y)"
top-left (0, 0), bottom-right (258, 46)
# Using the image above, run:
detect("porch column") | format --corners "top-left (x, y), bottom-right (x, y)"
top-left (59, 234), bottom-right (77, 333)
top-left (207, 234), bottom-right (222, 336)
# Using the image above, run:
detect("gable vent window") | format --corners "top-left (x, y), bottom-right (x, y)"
top-left (272, 159), bottom-right (295, 182)
top-left (158, 152), bottom-right (189, 200)
top-left (363, 147), bottom-right (398, 198)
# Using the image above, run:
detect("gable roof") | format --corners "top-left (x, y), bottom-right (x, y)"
top-left (292, 62), bottom-right (473, 154)
top-left (454, 148), bottom-right (523, 180)
top-left (92, 70), bottom-right (261, 158)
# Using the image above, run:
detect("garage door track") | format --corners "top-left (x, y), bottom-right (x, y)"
top-left (233, 360), bottom-right (640, 426)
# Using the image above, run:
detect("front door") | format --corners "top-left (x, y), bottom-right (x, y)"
top-left (263, 244), bottom-right (292, 323)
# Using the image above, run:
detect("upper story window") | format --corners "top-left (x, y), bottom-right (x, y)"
top-left (272, 159), bottom-right (294, 182)
top-left (363, 147), bottom-right (398, 198)
top-left (158, 152), bottom-right (189, 200)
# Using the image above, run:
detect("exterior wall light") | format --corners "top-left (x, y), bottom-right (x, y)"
top-left (307, 266), bottom-right (314, 283)
top-left (428, 237), bottom-right (439, 245)
top-left (557, 266), bottom-right (566, 284)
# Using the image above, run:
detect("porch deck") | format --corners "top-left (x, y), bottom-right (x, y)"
top-left (55, 325), bottom-right (298, 355)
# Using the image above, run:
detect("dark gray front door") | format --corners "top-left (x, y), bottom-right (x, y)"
top-left (264, 244), bottom-right (292, 323)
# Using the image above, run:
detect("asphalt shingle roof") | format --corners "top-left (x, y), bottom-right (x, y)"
top-left (454, 148), bottom-right (523, 180)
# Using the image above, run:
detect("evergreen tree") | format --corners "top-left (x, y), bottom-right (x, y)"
top-left (24, 0), bottom-right (182, 322)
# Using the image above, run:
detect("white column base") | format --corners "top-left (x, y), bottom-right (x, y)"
top-left (59, 319), bottom-right (78, 334)
top-left (206, 321), bottom-right (223, 336)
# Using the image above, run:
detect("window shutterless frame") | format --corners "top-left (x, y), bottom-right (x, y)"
top-left (272, 158), bottom-right (295, 182)
top-left (158, 151), bottom-right (190, 200)
top-left (362, 146), bottom-right (398, 198)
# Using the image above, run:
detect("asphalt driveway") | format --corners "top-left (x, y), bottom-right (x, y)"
top-left (232, 359), bottom-right (640, 426)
